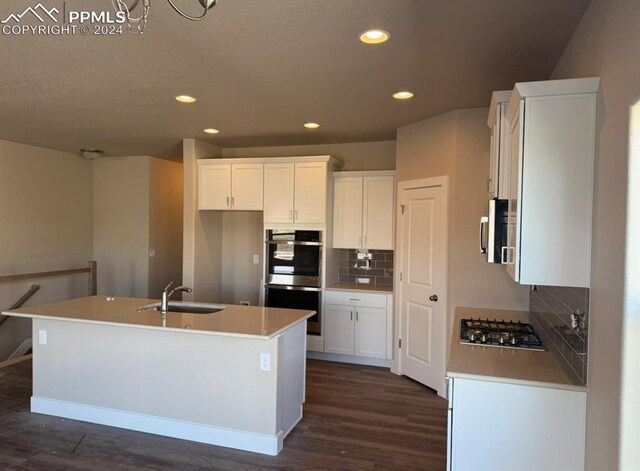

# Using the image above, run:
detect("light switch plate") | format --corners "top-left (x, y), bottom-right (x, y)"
top-left (253, 254), bottom-right (260, 264)
top-left (259, 353), bottom-right (271, 371)
top-left (38, 330), bottom-right (47, 346)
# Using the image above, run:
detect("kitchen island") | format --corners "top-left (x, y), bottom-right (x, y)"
top-left (2, 296), bottom-right (314, 456)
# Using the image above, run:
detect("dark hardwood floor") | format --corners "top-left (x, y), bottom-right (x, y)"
top-left (0, 359), bottom-right (447, 470)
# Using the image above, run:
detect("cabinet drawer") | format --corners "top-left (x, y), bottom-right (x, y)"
top-left (324, 290), bottom-right (387, 309)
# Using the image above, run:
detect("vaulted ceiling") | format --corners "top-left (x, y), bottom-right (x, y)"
top-left (0, 0), bottom-right (590, 156)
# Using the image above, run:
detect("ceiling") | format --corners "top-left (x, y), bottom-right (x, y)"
top-left (0, 0), bottom-right (590, 157)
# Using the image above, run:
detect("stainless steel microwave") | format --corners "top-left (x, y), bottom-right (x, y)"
top-left (480, 199), bottom-right (508, 264)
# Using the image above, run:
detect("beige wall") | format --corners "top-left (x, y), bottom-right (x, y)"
top-left (182, 139), bottom-right (224, 302)
top-left (222, 141), bottom-right (396, 171)
top-left (550, 0), bottom-right (640, 468)
top-left (0, 139), bottom-right (93, 359)
top-left (396, 108), bottom-right (530, 337)
top-left (148, 158), bottom-right (184, 299)
top-left (93, 157), bottom-right (149, 297)
top-left (220, 212), bottom-right (263, 305)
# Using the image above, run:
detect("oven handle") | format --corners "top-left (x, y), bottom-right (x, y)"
top-left (266, 240), bottom-right (322, 246)
top-left (265, 284), bottom-right (322, 292)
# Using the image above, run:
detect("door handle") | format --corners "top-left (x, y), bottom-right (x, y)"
top-left (479, 216), bottom-right (488, 254)
top-left (429, 295), bottom-right (438, 302)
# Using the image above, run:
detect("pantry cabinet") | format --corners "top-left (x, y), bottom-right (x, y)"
top-left (264, 162), bottom-right (327, 224)
top-left (504, 78), bottom-right (598, 287)
top-left (486, 90), bottom-right (512, 199)
top-left (333, 171), bottom-right (395, 250)
top-left (324, 290), bottom-right (392, 360)
top-left (198, 162), bottom-right (263, 210)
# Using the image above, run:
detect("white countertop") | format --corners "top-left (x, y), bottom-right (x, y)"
top-left (326, 282), bottom-right (393, 293)
top-left (447, 306), bottom-right (587, 392)
top-left (3, 296), bottom-right (314, 340)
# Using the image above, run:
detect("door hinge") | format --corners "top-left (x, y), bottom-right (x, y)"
top-left (400, 204), bottom-right (405, 215)
top-left (398, 338), bottom-right (402, 349)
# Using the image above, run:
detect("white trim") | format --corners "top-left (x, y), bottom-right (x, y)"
top-left (196, 155), bottom-right (343, 168)
top-left (307, 351), bottom-right (392, 368)
top-left (392, 176), bottom-right (450, 398)
top-left (31, 397), bottom-right (282, 456)
top-left (334, 170), bottom-right (396, 179)
top-left (8, 337), bottom-right (32, 360)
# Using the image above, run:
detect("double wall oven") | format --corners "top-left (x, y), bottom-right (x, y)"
top-left (264, 230), bottom-right (322, 335)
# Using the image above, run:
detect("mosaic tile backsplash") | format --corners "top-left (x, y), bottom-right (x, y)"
top-left (529, 285), bottom-right (589, 385)
top-left (338, 249), bottom-right (394, 286)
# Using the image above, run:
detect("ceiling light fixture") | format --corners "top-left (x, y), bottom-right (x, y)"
top-left (359, 29), bottom-right (390, 44)
top-left (393, 91), bottom-right (414, 100)
top-left (176, 95), bottom-right (197, 103)
top-left (304, 123), bottom-right (320, 129)
top-left (80, 149), bottom-right (105, 160)
top-left (204, 128), bottom-right (219, 134)
top-left (112, 0), bottom-right (218, 34)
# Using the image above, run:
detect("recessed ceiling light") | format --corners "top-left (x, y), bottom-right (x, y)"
top-left (359, 29), bottom-right (390, 44)
top-left (175, 95), bottom-right (197, 103)
top-left (304, 122), bottom-right (320, 129)
top-left (393, 91), bottom-right (414, 100)
top-left (204, 128), bottom-right (219, 134)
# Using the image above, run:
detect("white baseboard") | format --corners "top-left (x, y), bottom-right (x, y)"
top-left (31, 397), bottom-right (282, 456)
top-left (8, 338), bottom-right (32, 360)
top-left (306, 351), bottom-right (392, 368)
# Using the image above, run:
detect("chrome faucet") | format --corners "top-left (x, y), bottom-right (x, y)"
top-left (160, 282), bottom-right (192, 312)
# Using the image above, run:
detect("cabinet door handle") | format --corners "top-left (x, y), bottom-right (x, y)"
top-left (289, 210), bottom-right (293, 221)
top-left (509, 247), bottom-right (516, 264)
top-left (294, 209), bottom-right (298, 221)
top-left (363, 235), bottom-right (367, 247)
top-left (356, 311), bottom-right (359, 321)
top-left (349, 298), bottom-right (360, 301)
top-left (226, 196), bottom-right (230, 207)
top-left (231, 196), bottom-right (234, 207)
top-left (358, 235), bottom-right (362, 247)
top-left (487, 178), bottom-right (493, 194)
top-left (350, 311), bottom-right (353, 321)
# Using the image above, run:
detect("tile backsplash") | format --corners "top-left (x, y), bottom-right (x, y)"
top-left (338, 249), bottom-right (394, 286)
top-left (529, 285), bottom-right (589, 385)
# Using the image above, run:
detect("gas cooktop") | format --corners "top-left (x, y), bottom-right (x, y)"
top-left (459, 318), bottom-right (545, 351)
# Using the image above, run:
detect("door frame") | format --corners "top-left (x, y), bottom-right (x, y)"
top-left (391, 176), bottom-right (449, 398)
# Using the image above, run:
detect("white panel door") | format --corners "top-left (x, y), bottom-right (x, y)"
top-left (264, 163), bottom-right (295, 223)
top-left (199, 164), bottom-right (231, 210)
top-left (399, 184), bottom-right (447, 392)
top-left (324, 304), bottom-right (355, 355)
top-left (363, 176), bottom-right (395, 250)
top-left (333, 177), bottom-right (363, 248)
top-left (355, 306), bottom-right (387, 359)
top-left (294, 162), bottom-right (326, 223)
top-left (231, 163), bottom-right (264, 210)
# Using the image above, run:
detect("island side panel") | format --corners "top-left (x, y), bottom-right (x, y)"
top-left (276, 320), bottom-right (306, 444)
top-left (31, 318), bottom-right (280, 453)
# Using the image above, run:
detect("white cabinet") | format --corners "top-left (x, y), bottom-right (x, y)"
top-left (487, 91), bottom-right (512, 199)
top-left (324, 290), bottom-right (392, 360)
top-left (264, 162), bottom-right (327, 224)
top-left (447, 377), bottom-right (586, 471)
top-left (333, 171), bottom-right (395, 250)
top-left (504, 78), bottom-right (598, 287)
top-left (198, 162), bottom-right (263, 210)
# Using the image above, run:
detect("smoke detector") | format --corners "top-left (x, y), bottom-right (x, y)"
top-left (80, 149), bottom-right (104, 160)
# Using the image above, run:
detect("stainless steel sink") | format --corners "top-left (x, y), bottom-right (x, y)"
top-left (137, 302), bottom-right (226, 315)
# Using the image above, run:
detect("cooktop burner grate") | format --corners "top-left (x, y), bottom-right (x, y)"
top-left (459, 318), bottom-right (545, 351)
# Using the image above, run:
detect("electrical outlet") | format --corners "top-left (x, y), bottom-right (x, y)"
top-left (38, 330), bottom-right (47, 346)
top-left (149, 249), bottom-right (156, 258)
top-left (253, 254), bottom-right (260, 264)
top-left (259, 353), bottom-right (271, 371)
top-left (357, 277), bottom-right (371, 284)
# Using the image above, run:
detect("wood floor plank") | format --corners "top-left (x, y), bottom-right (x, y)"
top-left (0, 359), bottom-right (448, 470)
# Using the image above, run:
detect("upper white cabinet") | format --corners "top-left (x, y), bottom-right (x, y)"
top-left (504, 77), bottom-right (598, 287)
top-left (333, 171), bottom-right (395, 250)
top-left (264, 162), bottom-right (327, 224)
top-left (198, 162), bottom-right (264, 210)
top-left (487, 91), bottom-right (512, 199)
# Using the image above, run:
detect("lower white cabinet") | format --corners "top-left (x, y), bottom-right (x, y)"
top-left (447, 377), bottom-right (586, 471)
top-left (324, 290), bottom-right (392, 361)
